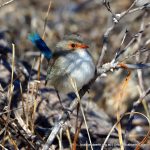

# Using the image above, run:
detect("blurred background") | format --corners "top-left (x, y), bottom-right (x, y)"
top-left (0, 0), bottom-right (149, 113)
top-left (0, 0), bottom-right (150, 149)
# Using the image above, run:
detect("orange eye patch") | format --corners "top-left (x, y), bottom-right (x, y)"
top-left (68, 43), bottom-right (89, 49)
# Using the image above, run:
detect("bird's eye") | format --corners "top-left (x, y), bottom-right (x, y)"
top-left (71, 43), bottom-right (76, 48)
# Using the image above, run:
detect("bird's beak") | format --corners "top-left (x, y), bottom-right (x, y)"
top-left (78, 44), bottom-right (89, 49)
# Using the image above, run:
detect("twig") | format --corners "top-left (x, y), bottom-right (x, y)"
top-left (3, 44), bottom-right (15, 144)
top-left (126, 3), bottom-right (150, 15)
top-left (118, 63), bottom-right (150, 69)
top-left (136, 12), bottom-right (146, 93)
top-left (98, 0), bottom-right (140, 67)
top-left (119, 48), bottom-right (150, 63)
top-left (1, 116), bottom-right (36, 149)
top-left (126, 86), bottom-right (150, 133)
top-left (0, 144), bottom-right (8, 150)
top-left (101, 112), bottom-right (150, 150)
top-left (118, 0), bottom-right (138, 20)
top-left (42, 0), bottom-right (52, 40)
top-left (0, 0), bottom-right (15, 8)
top-left (42, 98), bottom-right (79, 150)
top-left (25, 58), bottom-right (36, 127)
top-left (70, 78), bottom-right (93, 150)
top-left (97, 24), bottom-right (115, 67)
top-left (114, 30), bottom-right (144, 62)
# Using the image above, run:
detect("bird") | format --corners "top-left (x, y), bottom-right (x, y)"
top-left (28, 33), bottom-right (95, 95)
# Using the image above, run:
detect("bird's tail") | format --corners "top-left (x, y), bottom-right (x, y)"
top-left (28, 32), bottom-right (52, 61)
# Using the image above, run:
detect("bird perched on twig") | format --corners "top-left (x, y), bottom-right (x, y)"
top-left (28, 33), bottom-right (95, 94)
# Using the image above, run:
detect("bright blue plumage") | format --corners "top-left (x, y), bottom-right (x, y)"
top-left (28, 33), bottom-right (52, 60)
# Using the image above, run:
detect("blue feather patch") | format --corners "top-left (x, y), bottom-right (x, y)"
top-left (28, 33), bottom-right (53, 60)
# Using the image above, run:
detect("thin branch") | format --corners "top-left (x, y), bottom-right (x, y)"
top-left (118, 63), bottom-right (150, 69)
top-left (97, 0), bottom-right (141, 67)
top-left (101, 112), bottom-right (150, 150)
top-left (70, 78), bottom-right (93, 150)
top-left (126, 87), bottom-right (150, 133)
top-left (136, 12), bottom-right (146, 92)
top-left (118, 0), bottom-right (138, 20)
top-left (0, 0), bottom-right (15, 8)
top-left (3, 44), bottom-right (15, 143)
top-left (42, 0), bottom-right (52, 40)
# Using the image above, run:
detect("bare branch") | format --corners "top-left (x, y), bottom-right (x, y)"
top-left (0, 0), bottom-right (15, 8)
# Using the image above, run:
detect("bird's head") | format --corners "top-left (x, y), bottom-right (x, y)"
top-left (56, 34), bottom-right (89, 52)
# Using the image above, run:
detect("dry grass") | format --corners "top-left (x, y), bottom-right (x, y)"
top-left (0, 0), bottom-right (150, 150)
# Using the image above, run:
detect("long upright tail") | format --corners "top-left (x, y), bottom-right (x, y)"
top-left (28, 32), bottom-right (52, 61)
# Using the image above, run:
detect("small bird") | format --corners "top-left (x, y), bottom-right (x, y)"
top-left (28, 33), bottom-right (95, 94)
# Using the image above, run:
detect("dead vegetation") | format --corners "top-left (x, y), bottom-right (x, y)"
top-left (0, 0), bottom-right (150, 150)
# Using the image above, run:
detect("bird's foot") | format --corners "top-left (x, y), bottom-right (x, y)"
top-left (61, 106), bottom-right (72, 113)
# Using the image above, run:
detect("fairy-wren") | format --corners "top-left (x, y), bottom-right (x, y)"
top-left (29, 34), bottom-right (95, 94)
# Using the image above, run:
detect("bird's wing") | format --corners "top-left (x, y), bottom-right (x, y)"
top-left (45, 55), bottom-right (66, 85)
top-left (45, 51), bottom-right (71, 86)
top-left (45, 58), bottom-right (57, 85)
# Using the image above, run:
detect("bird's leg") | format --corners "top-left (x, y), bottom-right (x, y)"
top-left (55, 89), bottom-right (71, 113)
top-left (55, 89), bottom-right (64, 109)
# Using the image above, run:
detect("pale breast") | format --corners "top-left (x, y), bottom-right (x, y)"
top-left (64, 50), bottom-right (95, 91)
top-left (47, 49), bottom-right (95, 93)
